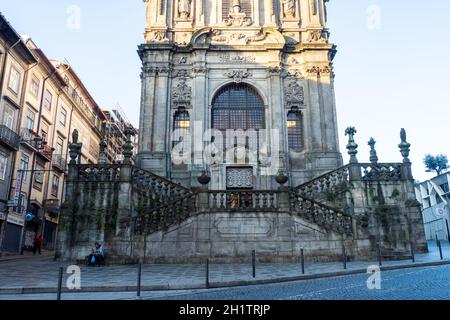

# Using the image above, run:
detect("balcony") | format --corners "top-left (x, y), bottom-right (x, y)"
top-left (20, 128), bottom-right (54, 162)
top-left (0, 125), bottom-right (21, 150)
top-left (52, 154), bottom-right (67, 172)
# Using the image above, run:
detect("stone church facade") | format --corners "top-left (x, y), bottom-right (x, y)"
top-left (56, 1), bottom-right (428, 264)
top-left (138, 0), bottom-right (342, 190)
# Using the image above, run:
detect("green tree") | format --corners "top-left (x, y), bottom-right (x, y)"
top-left (424, 154), bottom-right (448, 176)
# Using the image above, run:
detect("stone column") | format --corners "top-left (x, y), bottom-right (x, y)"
top-left (196, 0), bottom-right (205, 26)
top-left (191, 53), bottom-right (208, 185)
top-left (138, 60), bottom-right (157, 155)
top-left (305, 68), bottom-right (324, 151)
top-left (264, 0), bottom-right (275, 26)
top-left (253, 0), bottom-right (260, 26)
top-left (116, 129), bottom-right (135, 239)
top-left (319, 68), bottom-right (339, 152)
top-left (266, 66), bottom-right (287, 188)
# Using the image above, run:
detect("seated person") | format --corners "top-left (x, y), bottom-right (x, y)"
top-left (88, 242), bottom-right (105, 266)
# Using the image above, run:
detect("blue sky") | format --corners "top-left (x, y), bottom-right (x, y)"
top-left (2, 1), bottom-right (449, 181)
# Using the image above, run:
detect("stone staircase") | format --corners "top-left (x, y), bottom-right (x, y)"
top-left (133, 167), bottom-right (355, 238)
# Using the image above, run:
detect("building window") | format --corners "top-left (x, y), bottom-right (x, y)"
top-left (55, 136), bottom-right (64, 155)
top-left (44, 90), bottom-right (53, 110)
top-left (172, 107), bottom-right (190, 148)
top-left (34, 162), bottom-right (45, 191)
top-left (2, 105), bottom-right (15, 130)
top-left (8, 66), bottom-right (20, 94)
top-left (0, 153), bottom-right (7, 180)
top-left (30, 75), bottom-right (40, 97)
top-left (440, 182), bottom-right (449, 193)
top-left (20, 154), bottom-right (29, 181)
top-left (51, 175), bottom-right (60, 197)
top-left (287, 107), bottom-right (303, 152)
top-left (60, 108), bottom-right (67, 126)
top-left (212, 83), bottom-right (265, 131)
top-left (25, 110), bottom-right (35, 131)
top-left (40, 122), bottom-right (49, 143)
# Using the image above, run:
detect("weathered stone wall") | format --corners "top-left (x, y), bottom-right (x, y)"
top-left (108, 211), bottom-right (358, 264)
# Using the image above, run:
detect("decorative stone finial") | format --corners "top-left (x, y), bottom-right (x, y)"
top-left (398, 128), bottom-right (411, 163)
top-left (98, 140), bottom-right (108, 165)
top-left (122, 127), bottom-right (135, 165)
top-left (345, 127), bottom-right (358, 164)
top-left (68, 129), bottom-right (82, 164)
top-left (275, 170), bottom-right (289, 186)
top-left (198, 170), bottom-right (211, 186)
top-left (72, 129), bottom-right (79, 144)
top-left (368, 138), bottom-right (379, 164)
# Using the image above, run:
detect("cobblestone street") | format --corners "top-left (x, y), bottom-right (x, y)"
top-left (0, 242), bottom-right (448, 300)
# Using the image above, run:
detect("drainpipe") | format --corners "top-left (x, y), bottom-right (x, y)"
top-left (21, 65), bottom-right (59, 254)
top-left (0, 38), bottom-right (37, 254)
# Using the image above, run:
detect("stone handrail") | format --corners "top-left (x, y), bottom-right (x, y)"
top-left (207, 190), bottom-right (280, 212)
top-left (136, 192), bottom-right (197, 235)
top-left (75, 164), bottom-right (122, 182)
top-left (290, 192), bottom-right (353, 236)
top-left (132, 166), bottom-right (192, 193)
top-left (294, 163), bottom-right (405, 201)
top-left (360, 163), bottom-right (403, 181)
top-left (294, 165), bottom-right (351, 200)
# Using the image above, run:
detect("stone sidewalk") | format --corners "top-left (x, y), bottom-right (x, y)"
top-left (0, 242), bottom-right (448, 295)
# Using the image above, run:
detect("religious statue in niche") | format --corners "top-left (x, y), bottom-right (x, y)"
top-left (282, 0), bottom-right (296, 18)
top-left (178, 0), bottom-right (191, 19)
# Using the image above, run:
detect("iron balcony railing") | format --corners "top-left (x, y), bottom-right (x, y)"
top-left (0, 125), bottom-right (21, 150)
top-left (52, 154), bottom-right (67, 172)
top-left (20, 128), bottom-right (54, 161)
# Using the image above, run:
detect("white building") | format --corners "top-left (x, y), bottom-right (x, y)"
top-left (415, 172), bottom-right (450, 241)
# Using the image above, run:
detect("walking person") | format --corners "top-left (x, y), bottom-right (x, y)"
top-left (33, 234), bottom-right (43, 255)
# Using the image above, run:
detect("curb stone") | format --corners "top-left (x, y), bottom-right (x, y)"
top-left (1, 259), bottom-right (449, 295)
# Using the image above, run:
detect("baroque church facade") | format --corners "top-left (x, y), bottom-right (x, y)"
top-left (138, 0), bottom-right (342, 190)
top-left (57, 1), bottom-right (428, 263)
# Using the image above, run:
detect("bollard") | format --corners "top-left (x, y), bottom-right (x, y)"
top-left (300, 248), bottom-right (305, 275)
top-left (252, 250), bottom-right (256, 278)
top-left (410, 242), bottom-right (415, 263)
top-left (378, 244), bottom-right (382, 267)
top-left (56, 267), bottom-right (63, 301)
top-left (206, 259), bottom-right (210, 289)
top-left (342, 246), bottom-right (347, 270)
top-left (446, 219), bottom-right (450, 243)
top-left (137, 263), bottom-right (142, 297)
top-left (437, 240), bottom-right (443, 260)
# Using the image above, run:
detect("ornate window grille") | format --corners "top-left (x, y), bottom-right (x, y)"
top-left (287, 107), bottom-right (303, 152)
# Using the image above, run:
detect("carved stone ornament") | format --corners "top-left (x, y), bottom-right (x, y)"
top-left (225, 70), bottom-right (252, 83)
top-left (173, 69), bottom-right (191, 78)
top-left (224, 0), bottom-right (252, 27)
top-left (210, 29), bottom-right (268, 45)
top-left (148, 30), bottom-right (169, 42)
top-left (285, 81), bottom-right (305, 106)
top-left (172, 79), bottom-right (192, 107)
top-left (307, 30), bottom-right (327, 43)
top-left (306, 65), bottom-right (331, 75)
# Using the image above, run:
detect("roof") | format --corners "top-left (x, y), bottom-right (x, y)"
top-left (0, 13), bottom-right (37, 64)
top-left (31, 48), bottom-right (67, 87)
top-left (52, 61), bottom-right (107, 121)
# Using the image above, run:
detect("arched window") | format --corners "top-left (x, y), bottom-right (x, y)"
top-left (172, 107), bottom-right (190, 147)
top-left (212, 83), bottom-right (265, 131)
top-left (287, 107), bottom-right (303, 152)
